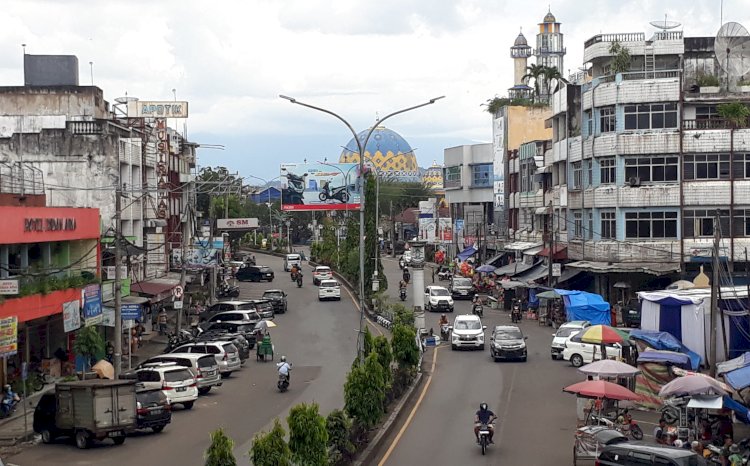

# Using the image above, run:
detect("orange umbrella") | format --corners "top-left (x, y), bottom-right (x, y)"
top-left (563, 380), bottom-right (641, 401)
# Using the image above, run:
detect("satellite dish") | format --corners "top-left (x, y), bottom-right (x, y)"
top-left (649, 20), bottom-right (681, 30)
top-left (715, 22), bottom-right (750, 82)
top-left (114, 96), bottom-right (138, 104)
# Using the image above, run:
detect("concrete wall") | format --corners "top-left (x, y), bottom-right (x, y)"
top-left (0, 86), bottom-right (108, 119)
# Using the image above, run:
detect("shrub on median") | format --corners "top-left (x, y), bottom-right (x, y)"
top-left (326, 409), bottom-right (356, 465)
top-left (287, 402), bottom-right (328, 466)
top-left (204, 428), bottom-right (237, 466)
top-left (250, 419), bottom-right (291, 466)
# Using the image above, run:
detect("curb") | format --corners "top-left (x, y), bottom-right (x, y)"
top-left (353, 369), bottom-right (425, 466)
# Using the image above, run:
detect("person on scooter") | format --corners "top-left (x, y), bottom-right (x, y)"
top-left (290, 264), bottom-right (299, 280)
top-left (474, 402), bottom-right (497, 444)
top-left (438, 313), bottom-right (449, 327)
top-left (1, 385), bottom-right (19, 416)
top-left (403, 267), bottom-right (410, 283)
top-left (276, 355), bottom-right (292, 383)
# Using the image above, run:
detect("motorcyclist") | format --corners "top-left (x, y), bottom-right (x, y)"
top-left (290, 264), bottom-right (299, 279)
top-left (403, 267), bottom-right (410, 283)
top-left (474, 402), bottom-right (497, 444)
top-left (276, 356), bottom-right (292, 383)
top-left (1, 385), bottom-right (19, 416)
top-left (438, 314), bottom-right (449, 327)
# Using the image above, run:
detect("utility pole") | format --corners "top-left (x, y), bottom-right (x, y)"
top-left (177, 182), bottom-right (190, 332)
top-left (709, 212), bottom-right (720, 377)
top-left (113, 182), bottom-right (123, 379)
top-left (390, 200), bottom-right (395, 257)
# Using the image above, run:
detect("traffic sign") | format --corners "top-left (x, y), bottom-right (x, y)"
top-left (173, 300), bottom-right (183, 310)
top-left (173, 285), bottom-right (184, 299)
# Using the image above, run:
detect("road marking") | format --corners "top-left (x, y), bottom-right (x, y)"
top-left (497, 361), bottom-right (518, 441)
top-left (378, 346), bottom-right (440, 466)
top-left (342, 280), bottom-right (383, 336)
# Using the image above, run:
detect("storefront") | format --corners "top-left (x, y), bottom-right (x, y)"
top-left (0, 206), bottom-right (100, 386)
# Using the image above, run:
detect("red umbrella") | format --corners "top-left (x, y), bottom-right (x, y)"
top-left (563, 380), bottom-right (641, 401)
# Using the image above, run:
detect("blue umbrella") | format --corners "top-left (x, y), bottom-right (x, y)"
top-left (476, 264), bottom-right (496, 273)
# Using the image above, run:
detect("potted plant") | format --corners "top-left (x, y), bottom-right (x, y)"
top-left (739, 78), bottom-right (750, 93)
top-left (718, 102), bottom-right (750, 128)
top-left (72, 326), bottom-right (105, 380)
top-left (697, 73), bottom-right (720, 93)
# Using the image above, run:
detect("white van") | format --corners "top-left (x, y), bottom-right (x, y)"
top-left (562, 331), bottom-right (623, 367)
top-left (283, 254), bottom-right (302, 271)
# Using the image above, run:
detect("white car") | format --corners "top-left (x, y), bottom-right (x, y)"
top-left (450, 314), bottom-right (486, 350)
top-left (562, 331), bottom-right (623, 367)
top-left (424, 285), bottom-right (454, 312)
top-left (312, 266), bottom-right (333, 285)
top-left (318, 279), bottom-right (341, 301)
top-left (133, 363), bottom-right (199, 409)
top-left (550, 320), bottom-right (591, 360)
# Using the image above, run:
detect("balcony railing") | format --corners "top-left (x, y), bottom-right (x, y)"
top-left (620, 70), bottom-right (680, 81)
top-left (584, 33), bottom-right (645, 48)
top-left (654, 31), bottom-right (683, 41)
top-left (67, 120), bottom-right (103, 135)
top-left (0, 162), bottom-right (45, 195)
top-left (682, 118), bottom-right (750, 130)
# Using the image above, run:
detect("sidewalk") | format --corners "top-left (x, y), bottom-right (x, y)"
top-left (0, 316), bottom-right (172, 445)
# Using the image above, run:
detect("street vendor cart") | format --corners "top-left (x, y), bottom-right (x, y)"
top-left (573, 425), bottom-right (628, 465)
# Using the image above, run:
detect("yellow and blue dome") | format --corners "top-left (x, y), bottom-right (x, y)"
top-left (339, 126), bottom-right (421, 182)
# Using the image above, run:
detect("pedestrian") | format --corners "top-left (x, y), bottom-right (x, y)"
top-left (158, 308), bottom-right (168, 335)
top-left (431, 267), bottom-right (435, 283)
top-left (654, 418), bottom-right (668, 445)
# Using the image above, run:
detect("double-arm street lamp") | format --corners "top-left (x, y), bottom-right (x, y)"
top-left (279, 94), bottom-right (444, 360)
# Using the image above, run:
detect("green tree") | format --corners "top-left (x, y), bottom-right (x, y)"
top-left (718, 102), bottom-right (750, 128)
top-left (326, 409), bottom-right (355, 465)
top-left (391, 324), bottom-right (420, 369)
top-left (287, 402), bottom-right (328, 466)
top-left (389, 303), bottom-right (415, 327)
top-left (522, 64), bottom-right (546, 102)
top-left (204, 428), bottom-right (237, 466)
top-left (542, 66), bottom-right (563, 97)
top-left (250, 419), bottom-right (292, 466)
top-left (344, 353), bottom-right (386, 429)
top-left (363, 327), bottom-right (374, 357)
top-left (73, 326), bottom-right (104, 377)
top-left (609, 41), bottom-right (632, 74)
top-left (373, 335), bottom-right (393, 386)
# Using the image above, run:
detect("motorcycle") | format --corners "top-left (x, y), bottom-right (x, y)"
top-left (282, 172), bottom-right (307, 205)
top-left (440, 324), bottom-right (451, 341)
top-left (217, 285), bottom-right (240, 299)
top-left (0, 395), bottom-right (19, 419)
top-left (296, 275), bottom-right (303, 288)
top-left (399, 288), bottom-right (407, 301)
top-left (166, 330), bottom-right (194, 352)
top-left (590, 413), bottom-right (644, 440)
top-left (403, 271), bottom-right (411, 284)
top-left (472, 304), bottom-right (484, 318)
top-left (291, 270), bottom-right (299, 282)
top-left (511, 303), bottom-right (522, 323)
top-left (277, 373), bottom-right (290, 392)
top-left (318, 183), bottom-right (350, 203)
top-left (477, 423), bottom-right (494, 455)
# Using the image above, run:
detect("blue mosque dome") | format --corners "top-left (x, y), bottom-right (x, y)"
top-left (339, 126), bottom-right (421, 182)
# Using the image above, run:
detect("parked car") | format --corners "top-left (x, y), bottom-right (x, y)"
top-left (449, 276), bottom-right (475, 299)
top-left (597, 442), bottom-right (705, 465)
top-left (489, 325), bottom-right (528, 362)
top-left (170, 341), bottom-right (242, 376)
top-left (318, 279), bottom-right (342, 301)
top-left (283, 253), bottom-right (302, 271)
top-left (203, 321), bottom-right (257, 348)
top-left (312, 266), bottom-right (333, 285)
top-left (197, 332), bottom-right (250, 363)
top-left (550, 320), bottom-right (591, 360)
top-left (262, 289), bottom-right (288, 314)
top-left (201, 300), bottom-right (258, 322)
top-left (248, 298), bottom-right (275, 319)
top-left (450, 314), bottom-right (486, 350)
top-left (562, 331), bottom-right (623, 367)
top-left (138, 353), bottom-right (222, 395)
top-left (424, 285), bottom-right (454, 312)
top-left (134, 388), bottom-right (171, 433)
top-left (34, 379), bottom-right (136, 449)
top-left (130, 363), bottom-right (198, 409)
top-left (204, 309), bottom-right (262, 328)
top-left (236, 265), bottom-right (274, 282)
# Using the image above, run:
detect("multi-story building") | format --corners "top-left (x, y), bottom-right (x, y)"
top-left (535, 10), bottom-right (566, 101)
top-left (551, 26), bottom-right (750, 301)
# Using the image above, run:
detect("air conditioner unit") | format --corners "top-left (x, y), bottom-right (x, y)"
top-left (628, 176), bottom-right (641, 187)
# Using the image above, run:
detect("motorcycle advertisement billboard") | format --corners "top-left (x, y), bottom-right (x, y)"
top-left (280, 163), bottom-right (361, 211)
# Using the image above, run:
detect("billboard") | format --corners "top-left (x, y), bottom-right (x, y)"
top-left (492, 115), bottom-right (505, 209)
top-left (280, 163), bottom-right (361, 211)
top-left (217, 218), bottom-right (259, 230)
top-left (127, 100), bottom-right (189, 118)
top-left (82, 284), bottom-right (103, 326)
top-left (418, 218), bottom-right (453, 244)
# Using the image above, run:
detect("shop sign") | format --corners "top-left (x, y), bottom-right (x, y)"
top-left (0, 316), bottom-right (18, 357)
top-left (121, 304), bottom-right (142, 321)
top-left (63, 300), bottom-right (82, 333)
top-left (552, 263), bottom-right (562, 277)
top-left (24, 217), bottom-right (77, 232)
top-left (128, 100), bottom-right (189, 118)
top-left (0, 279), bottom-right (19, 295)
top-left (102, 308), bottom-right (115, 327)
top-left (82, 284), bottom-right (103, 326)
top-left (105, 266), bottom-right (128, 280)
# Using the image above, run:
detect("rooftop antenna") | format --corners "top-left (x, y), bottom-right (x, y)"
top-left (89, 61), bottom-right (94, 86)
top-left (715, 22), bottom-right (750, 91)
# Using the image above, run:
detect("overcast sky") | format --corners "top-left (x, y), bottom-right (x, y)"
top-left (2, 0), bottom-right (748, 182)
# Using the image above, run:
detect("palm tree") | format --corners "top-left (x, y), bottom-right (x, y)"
top-left (543, 66), bottom-right (563, 99)
top-left (522, 64), bottom-right (546, 102)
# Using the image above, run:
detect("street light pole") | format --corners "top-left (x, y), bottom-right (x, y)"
top-left (280, 94), bottom-right (444, 361)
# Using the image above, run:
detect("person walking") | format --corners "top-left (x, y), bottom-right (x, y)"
top-left (157, 308), bottom-right (168, 336)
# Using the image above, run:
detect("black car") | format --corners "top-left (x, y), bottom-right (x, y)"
top-left (597, 443), bottom-right (706, 465)
top-left (236, 265), bottom-right (274, 282)
top-left (135, 389), bottom-right (171, 433)
top-left (449, 277), bottom-right (475, 300)
top-left (262, 289), bottom-right (287, 314)
top-left (249, 299), bottom-right (275, 319)
top-left (203, 322), bottom-right (257, 348)
top-left (489, 325), bottom-right (528, 362)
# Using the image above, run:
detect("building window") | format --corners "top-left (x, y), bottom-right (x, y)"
top-left (587, 211), bottom-right (594, 239)
top-left (520, 161), bottom-right (535, 193)
top-left (695, 106), bottom-right (718, 121)
top-left (601, 211), bottom-right (616, 239)
top-left (572, 210), bottom-right (583, 238)
top-left (559, 208), bottom-right (567, 231)
top-left (684, 154), bottom-right (730, 180)
top-left (624, 103), bottom-right (678, 130)
top-left (683, 209), bottom-right (730, 238)
top-left (733, 210), bottom-right (750, 237)
top-left (572, 162), bottom-right (582, 189)
top-left (624, 157), bottom-right (678, 183)
top-left (583, 111), bottom-right (593, 138)
top-left (586, 160), bottom-right (593, 187)
top-left (732, 154), bottom-right (750, 179)
top-left (625, 211), bottom-right (678, 239)
top-left (444, 166), bottom-right (461, 189)
top-left (600, 158), bottom-right (616, 184)
top-left (470, 163), bottom-right (492, 187)
top-left (599, 106), bottom-right (616, 133)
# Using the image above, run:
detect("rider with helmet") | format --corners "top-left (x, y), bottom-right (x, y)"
top-left (438, 313), bottom-right (449, 327)
top-left (276, 355), bottom-right (292, 382)
top-left (474, 402), bottom-right (497, 444)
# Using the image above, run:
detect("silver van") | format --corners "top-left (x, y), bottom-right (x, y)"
top-left (283, 253), bottom-right (302, 271)
top-left (139, 353), bottom-right (223, 395)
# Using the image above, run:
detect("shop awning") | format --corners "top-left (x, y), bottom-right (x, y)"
top-left (494, 260), bottom-right (540, 277)
top-left (522, 246), bottom-right (543, 256)
top-left (557, 268), bottom-right (582, 284)
top-left (131, 278), bottom-right (180, 302)
top-left (537, 245), bottom-right (567, 260)
top-left (566, 260), bottom-right (680, 276)
top-left (457, 245), bottom-right (477, 261)
top-left (504, 241), bottom-right (543, 252)
top-left (514, 263), bottom-right (549, 283)
top-left (534, 207), bottom-right (550, 215)
top-left (484, 252), bottom-right (509, 267)
top-left (536, 165), bottom-right (552, 174)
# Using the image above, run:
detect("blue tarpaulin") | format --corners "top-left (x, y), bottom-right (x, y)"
top-left (723, 396), bottom-right (750, 424)
top-left (555, 289), bottom-right (611, 325)
top-left (725, 365), bottom-right (750, 391)
top-left (637, 350), bottom-right (692, 369)
top-left (629, 329), bottom-right (701, 371)
top-left (457, 246), bottom-right (477, 261)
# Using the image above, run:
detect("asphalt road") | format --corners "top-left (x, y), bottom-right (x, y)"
top-left (375, 256), bottom-right (586, 466)
top-left (8, 253), bottom-right (369, 466)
